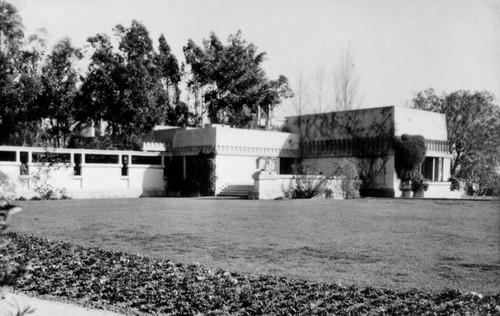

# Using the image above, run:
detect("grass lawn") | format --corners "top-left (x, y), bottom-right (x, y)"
top-left (10, 197), bottom-right (500, 294)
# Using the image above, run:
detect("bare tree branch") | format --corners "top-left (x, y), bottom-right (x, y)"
top-left (334, 43), bottom-right (363, 111)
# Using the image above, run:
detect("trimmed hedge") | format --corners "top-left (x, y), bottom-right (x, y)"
top-left (394, 134), bottom-right (426, 180)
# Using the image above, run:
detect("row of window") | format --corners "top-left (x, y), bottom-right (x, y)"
top-left (0, 150), bottom-right (162, 165)
top-left (281, 157), bottom-right (446, 182)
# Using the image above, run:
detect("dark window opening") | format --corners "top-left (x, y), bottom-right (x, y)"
top-left (20, 151), bottom-right (29, 175)
top-left (131, 155), bottom-right (162, 165)
top-left (421, 157), bottom-right (443, 182)
top-left (280, 158), bottom-right (297, 175)
top-left (74, 153), bottom-right (82, 176)
top-left (185, 156), bottom-right (198, 179)
top-left (32, 152), bottom-right (70, 163)
top-left (85, 154), bottom-right (119, 164)
top-left (121, 155), bottom-right (129, 176)
top-left (0, 151), bottom-right (16, 162)
top-left (163, 157), bottom-right (171, 177)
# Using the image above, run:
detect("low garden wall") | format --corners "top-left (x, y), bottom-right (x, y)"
top-left (250, 171), bottom-right (345, 200)
top-left (393, 178), bottom-right (464, 199)
top-left (0, 146), bottom-right (166, 199)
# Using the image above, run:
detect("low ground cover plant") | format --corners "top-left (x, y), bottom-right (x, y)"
top-left (4, 232), bottom-right (499, 316)
top-left (0, 199), bottom-right (34, 316)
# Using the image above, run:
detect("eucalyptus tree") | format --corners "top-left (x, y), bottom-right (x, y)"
top-left (0, 1), bottom-right (23, 61)
top-left (75, 33), bottom-right (117, 136)
top-left (36, 38), bottom-right (82, 147)
top-left (156, 34), bottom-right (181, 105)
top-left (78, 21), bottom-right (183, 148)
top-left (184, 31), bottom-right (291, 128)
top-left (0, 1), bottom-right (24, 143)
top-left (0, 2), bottom-right (46, 145)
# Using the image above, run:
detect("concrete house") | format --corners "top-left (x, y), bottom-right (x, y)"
top-left (0, 106), bottom-right (458, 199)
top-left (150, 106), bottom-right (454, 198)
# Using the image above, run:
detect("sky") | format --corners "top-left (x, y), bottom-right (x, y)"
top-left (11, 0), bottom-right (500, 117)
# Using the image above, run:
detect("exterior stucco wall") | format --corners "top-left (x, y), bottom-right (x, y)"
top-left (393, 106), bottom-right (447, 140)
top-left (213, 127), bottom-right (299, 192)
top-left (215, 155), bottom-right (259, 193)
top-left (285, 106), bottom-right (395, 140)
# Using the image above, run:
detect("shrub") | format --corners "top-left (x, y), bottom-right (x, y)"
top-left (291, 163), bottom-right (328, 199)
top-left (394, 134), bottom-right (426, 181)
top-left (449, 176), bottom-right (461, 191)
top-left (411, 173), bottom-right (429, 192)
top-left (22, 153), bottom-right (70, 200)
top-left (332, 162), bottom-right (361, 199)
top-left (493, 176), bottom-right (500, 198)
top-left (0, 171), bottom-right (15, 200)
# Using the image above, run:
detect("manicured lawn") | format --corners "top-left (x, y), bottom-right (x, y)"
top-left (11, 198), bottom-right (500, 294)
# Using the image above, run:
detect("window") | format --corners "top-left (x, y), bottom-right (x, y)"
top-left (279, 158), bottom-right (297, 175)
top-left (421, 157), bottom-right (444, 182)
top-left (74, 153), bottom-right (82, 176)
top-left (85, 154), bottom-right (119, 164)
top-left (121, 155), bottom-right (129, 176)
top-left (32, 152), bottom-right (70, 163)
top-left (131, 155), bottom-right (162, 165)
top-left (0, 151), bottom-right (16, 162)
top-left (20, 151), bottom-right (29, 175)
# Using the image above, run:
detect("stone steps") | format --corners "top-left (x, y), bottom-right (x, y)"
top-left (217, 185), bottom-right (253, 198)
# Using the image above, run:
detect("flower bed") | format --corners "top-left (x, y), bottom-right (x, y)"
top-left (4, 233), bottom-right (500, 316)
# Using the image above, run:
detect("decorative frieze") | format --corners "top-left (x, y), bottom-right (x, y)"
top-left (301, 136), bottom-right (393, 158)
top-left (300, 137), bottom-right (450, 158)
top-left (425, 139), bottom-right (449, 153)
top-left (142, 142), bottom-right (169, 152)
top-left (169, 144), bottom-right (299, 157)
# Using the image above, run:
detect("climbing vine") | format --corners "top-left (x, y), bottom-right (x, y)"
top-left (290, 107), bottom-right (394, 196)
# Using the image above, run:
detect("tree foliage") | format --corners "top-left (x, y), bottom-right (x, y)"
top-left (77, 21), bottom-right (184, 148)
top-left (0, 2), bottom-right (46, 146)
top-left (0, 1), bottom-right (24, 60)
top-left (37, 38), bottom-right (82, 147)
top-left (184, 31), bottom-right (291, 127)
top-left (1, 4), bottom-right (293, 149)
top-left (411, 89), bottom-right (500, 195)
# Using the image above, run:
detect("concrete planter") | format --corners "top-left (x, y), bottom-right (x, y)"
top-left (412, 189), bottom-right (425, 198)
top-left (400, 182), bottom-right (412, 198)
